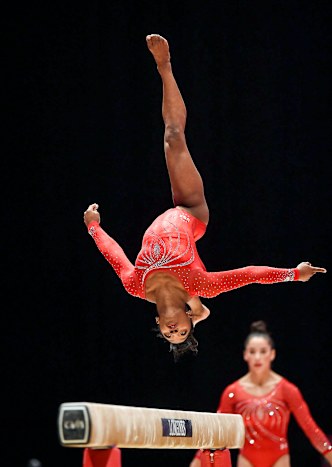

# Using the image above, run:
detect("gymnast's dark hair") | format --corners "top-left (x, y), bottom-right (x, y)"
top-left (244, 320), bottom-right (275, 349)
top-left (153, 321), bottom-right (198, 363)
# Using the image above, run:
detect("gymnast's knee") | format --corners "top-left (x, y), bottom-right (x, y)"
top-left (164, 125), bottom-right (185, 148)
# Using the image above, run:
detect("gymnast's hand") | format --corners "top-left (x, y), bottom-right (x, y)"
top-left (189, 459), bottom-right (201, 467)
top-left (324, 450), bottom-right (332, 465)
top-left (84, 203), bottom-right (100, 227)
top-left (296, 261), bottom-right (327, 282)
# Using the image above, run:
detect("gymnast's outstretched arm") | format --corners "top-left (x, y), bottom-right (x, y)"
top-left (190, 262), bottom-right (326, 298)
top-left (83, 203), bottom-right (139, 297)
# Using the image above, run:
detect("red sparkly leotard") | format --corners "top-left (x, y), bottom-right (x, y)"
top-left (194, 378), bottom-right (331, 466)
top-left (212, 378), bottom-right (331, 466)
top-left (87, 207), bottom-right (299, 299)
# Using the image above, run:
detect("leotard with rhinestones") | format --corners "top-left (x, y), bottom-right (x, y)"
top-left (218, 378), bottom-right (331, 466)
top-left (87, 207), bottom-right (299, 299)
top-left (193, 378), bottom-right (331, 466)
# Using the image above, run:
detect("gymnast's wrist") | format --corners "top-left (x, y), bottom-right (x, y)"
top-left (323, 446), bottom-right (332, 457)
top-left (87, 220), bottom-right (99, 230)
top-left (293, 268), bottom-right (300, 281)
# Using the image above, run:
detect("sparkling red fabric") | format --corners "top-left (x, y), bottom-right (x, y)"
top-left (216, 378), bottom-right (332, 466)
top-left (88, 208), bottom-right (299, 300)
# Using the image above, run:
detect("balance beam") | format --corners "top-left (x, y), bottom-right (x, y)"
top-left (58, 402), bottom-right (244, 449)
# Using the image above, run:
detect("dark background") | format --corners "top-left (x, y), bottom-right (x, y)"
top-left (6, 1), bottom-right (331, 466)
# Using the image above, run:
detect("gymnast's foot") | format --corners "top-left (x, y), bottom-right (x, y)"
top-left (146, 34), bottom-right (171, 70)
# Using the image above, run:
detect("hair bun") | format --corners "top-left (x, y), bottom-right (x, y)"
top-left (250, 320), bottom-right (268, 334)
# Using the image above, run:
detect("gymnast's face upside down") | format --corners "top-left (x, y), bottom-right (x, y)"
top-left (155, 306), bottom-right (193, 344)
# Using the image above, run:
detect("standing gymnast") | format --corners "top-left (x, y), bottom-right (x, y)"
top-left (83, 34), bottom-right (326, 360)
top-left (189, 321), bottom-right (332, 466)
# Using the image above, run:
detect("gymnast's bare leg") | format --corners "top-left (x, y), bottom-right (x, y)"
top-left (145, 34), bottom-right (210, 339)
top-left (146, 34), bottom-right (209, 225)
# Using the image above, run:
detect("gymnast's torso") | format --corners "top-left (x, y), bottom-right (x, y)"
top-left (87, 207), bottom-right (299, 300)
top-left (218, 378), bottom-right (331, 466)
top-left (135, 207), bottom-right (207, 291)
top-left (88, 207), bottom-right (208, 299)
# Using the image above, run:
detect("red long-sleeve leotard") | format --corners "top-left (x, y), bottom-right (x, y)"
top-left (215, 378), bottom-right (332, 466)
top-left (87, 207), bottom-right (299, 299)
top-left (194, 378), bottom-right (331, 465)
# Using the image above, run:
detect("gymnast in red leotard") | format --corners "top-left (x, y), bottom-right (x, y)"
top-left (83, 34), bottom-right (326, 361)
top-left (190, 321), bottom-right (332, 467)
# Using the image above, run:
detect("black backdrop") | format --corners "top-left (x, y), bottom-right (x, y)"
top-left (6, 1), bottom-right (331, 466)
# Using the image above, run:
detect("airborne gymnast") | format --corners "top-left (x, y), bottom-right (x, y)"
top-left (84, 34), bottom-right (326, 360)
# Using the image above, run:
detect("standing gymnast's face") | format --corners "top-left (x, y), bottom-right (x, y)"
top-left (155, 309), bottom-right (192, 344)
top-left (243, 336), bottom-right (276, 373)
